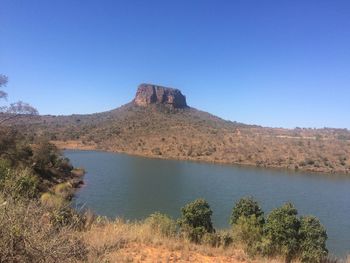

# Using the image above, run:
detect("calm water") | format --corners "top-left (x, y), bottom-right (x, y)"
top-left (65, 150), bottom-right (350, 257)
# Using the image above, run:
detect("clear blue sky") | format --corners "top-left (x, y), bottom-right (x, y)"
top-left (1, 0), bottom-right (349, 128)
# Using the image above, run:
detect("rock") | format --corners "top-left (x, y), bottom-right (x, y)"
top-left (134, 84), bottom-right (187, 108)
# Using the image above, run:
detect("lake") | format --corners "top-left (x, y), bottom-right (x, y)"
top-left (65, 150), bottom-right (350, 257)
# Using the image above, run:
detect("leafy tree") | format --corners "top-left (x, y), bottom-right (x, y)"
top-left (178, 198), bottom-right (214, 243)
top-left (299, 216), bottom-right (328, 263)
top-left (230, 196), bottom-right (264, 226)
top-left (230, 197), bottom-right (265, 257)
top-left (233, 215), bottom-right (264, 256)
top-left (263, 203), bottom-right (300, 262)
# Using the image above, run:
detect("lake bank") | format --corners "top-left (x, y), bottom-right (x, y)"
top-left (53, 140), bottom-right (350, 175)
top-left (66, 150), bottom-right (350, 257)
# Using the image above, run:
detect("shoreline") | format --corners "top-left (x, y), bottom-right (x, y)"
top-left (52, 140), bottom-right (349, 176)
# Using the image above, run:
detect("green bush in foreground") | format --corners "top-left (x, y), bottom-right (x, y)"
top-left (233, 215), bottom-right (264, 256)
top-left (230, 197), bottom-right (265, 256)
top-left (230, 197), bottom-right (264, 226)
top-left (299, 216), bottom-right (328, 263)
top-left (263, 203), bottom-right (301, 262)
top-left (178, 198), bottom-right (214, 243)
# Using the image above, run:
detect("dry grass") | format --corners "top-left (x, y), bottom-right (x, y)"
top-left (82, 218), bottom-right (284, 263)
top-left (1, 201), bottom-right (347, 263)
top-left (0, 197), bottom-right (86, 262)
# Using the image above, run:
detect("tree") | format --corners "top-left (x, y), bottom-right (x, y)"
top-left (0, 74), bottom-right (38, 124)
top-left (32, 140), bottom-right (60, 175)
top-left (263, 203), bottom-right (300, 262)
top-left (178, 199), bottom-right (214, 243)
top-left (230, 197), bottom-right (264, 226)
top-left (233, 215), bottom-right (264, 256)
top-left (230, 197), bottom-right (265, 256)
top-left (299, 216), bottom-right (328, 263)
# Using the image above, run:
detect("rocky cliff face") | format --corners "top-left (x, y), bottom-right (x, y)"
top-left (134, 84), bottom-right (187, 108)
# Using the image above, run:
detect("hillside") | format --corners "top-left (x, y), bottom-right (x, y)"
top-left (13, 84), bottom-right (350, 174)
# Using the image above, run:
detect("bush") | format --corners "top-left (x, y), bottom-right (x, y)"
top-left (202, 232), bottom-right (221, 247)
top-left (40, 192), bottom-right (66, 208)
top-left (32, 140), bottom-right (60, 174)
top-left (178, 199), bottom-right (214, 243)
top-left (0, 167), bottom-right (39, 200)
top-left (0, 196), bottom-right (87, 262)
top-left (233, 215), bottom-right (264, 256)
top-left (230, 196), bottom-right (264, 226)
top-left (299, 216), bottom-right (328, 263)
top-left (220, 231), bottom-right (234, 247)
top-left (57, 157), bottom-right (73, 171)
top-left (54, 182), bottom-right (74, 200)
top-left (145, 212), bottom-right (177, 238)
top-left (202, 230), bottom-right (233, 248)
top-left (49, 205), bottom-right (87, 230)
top-left (263, 203), bottom-right (300, 262)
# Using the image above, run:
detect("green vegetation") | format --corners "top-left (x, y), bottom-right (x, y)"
top-left (229, 198), bottom-right (329, 263)
top-left (230, 196), bottom-right (264, 226)
top-left (145, 212), bottom-right (177, 238)
top-left (233, 214), bottom-right (264, 256)
top-left (178, 198), bottom-right (214, 243)
top-left (299, 216), bottom-right (328, 262)
top-left (264, 203), bottom-right (301, 262)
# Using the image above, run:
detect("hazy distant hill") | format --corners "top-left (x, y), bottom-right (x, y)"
top-left (13, 84), bottom-right (350, 174)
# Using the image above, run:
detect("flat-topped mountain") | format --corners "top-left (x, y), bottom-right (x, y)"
top-left (134, 84), bottom-right (187, 108)
top-left (11, 84), bottom-right (350, 174)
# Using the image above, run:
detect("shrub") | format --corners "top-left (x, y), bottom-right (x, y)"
top-left (32, 140), bottom-right (60, 174)
top-left (14, 170), bottom-right (39, 199)
top-left (40, 192), bottom-right (66, 208)
top-left (57, 157), bottom-right (73, 173)
top-left (219, 231), bottom-right (234, 247)
top-left (178, 199), bottom-right (214, 243)
top-left (49, 205), bottom-right (87, 230)
top-left (145, 212), bottom-right (177, 238)
top-left (0, 196), bottom-right (87, 262)
top-left (54, 182), bottom-right (74, 200)
top-left (202, 230), bottom-right (233, 248)
top-left (202, 232), bottom-right (221, 247)
top-left (233, 215), bottom-right (264, 256)
top-left (299, 216), bottom-right (328, 263)
top-left (0, 167), bottom-right (39, 200)
top-left (263, 203), bottom-right (300, 262)
top-left (230, 196), bottom-right (264, 226)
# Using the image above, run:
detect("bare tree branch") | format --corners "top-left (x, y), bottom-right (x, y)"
top-left (0, 74), bottom-right (39, 125)
top-left (6, 101), bottom-right (39, 115)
